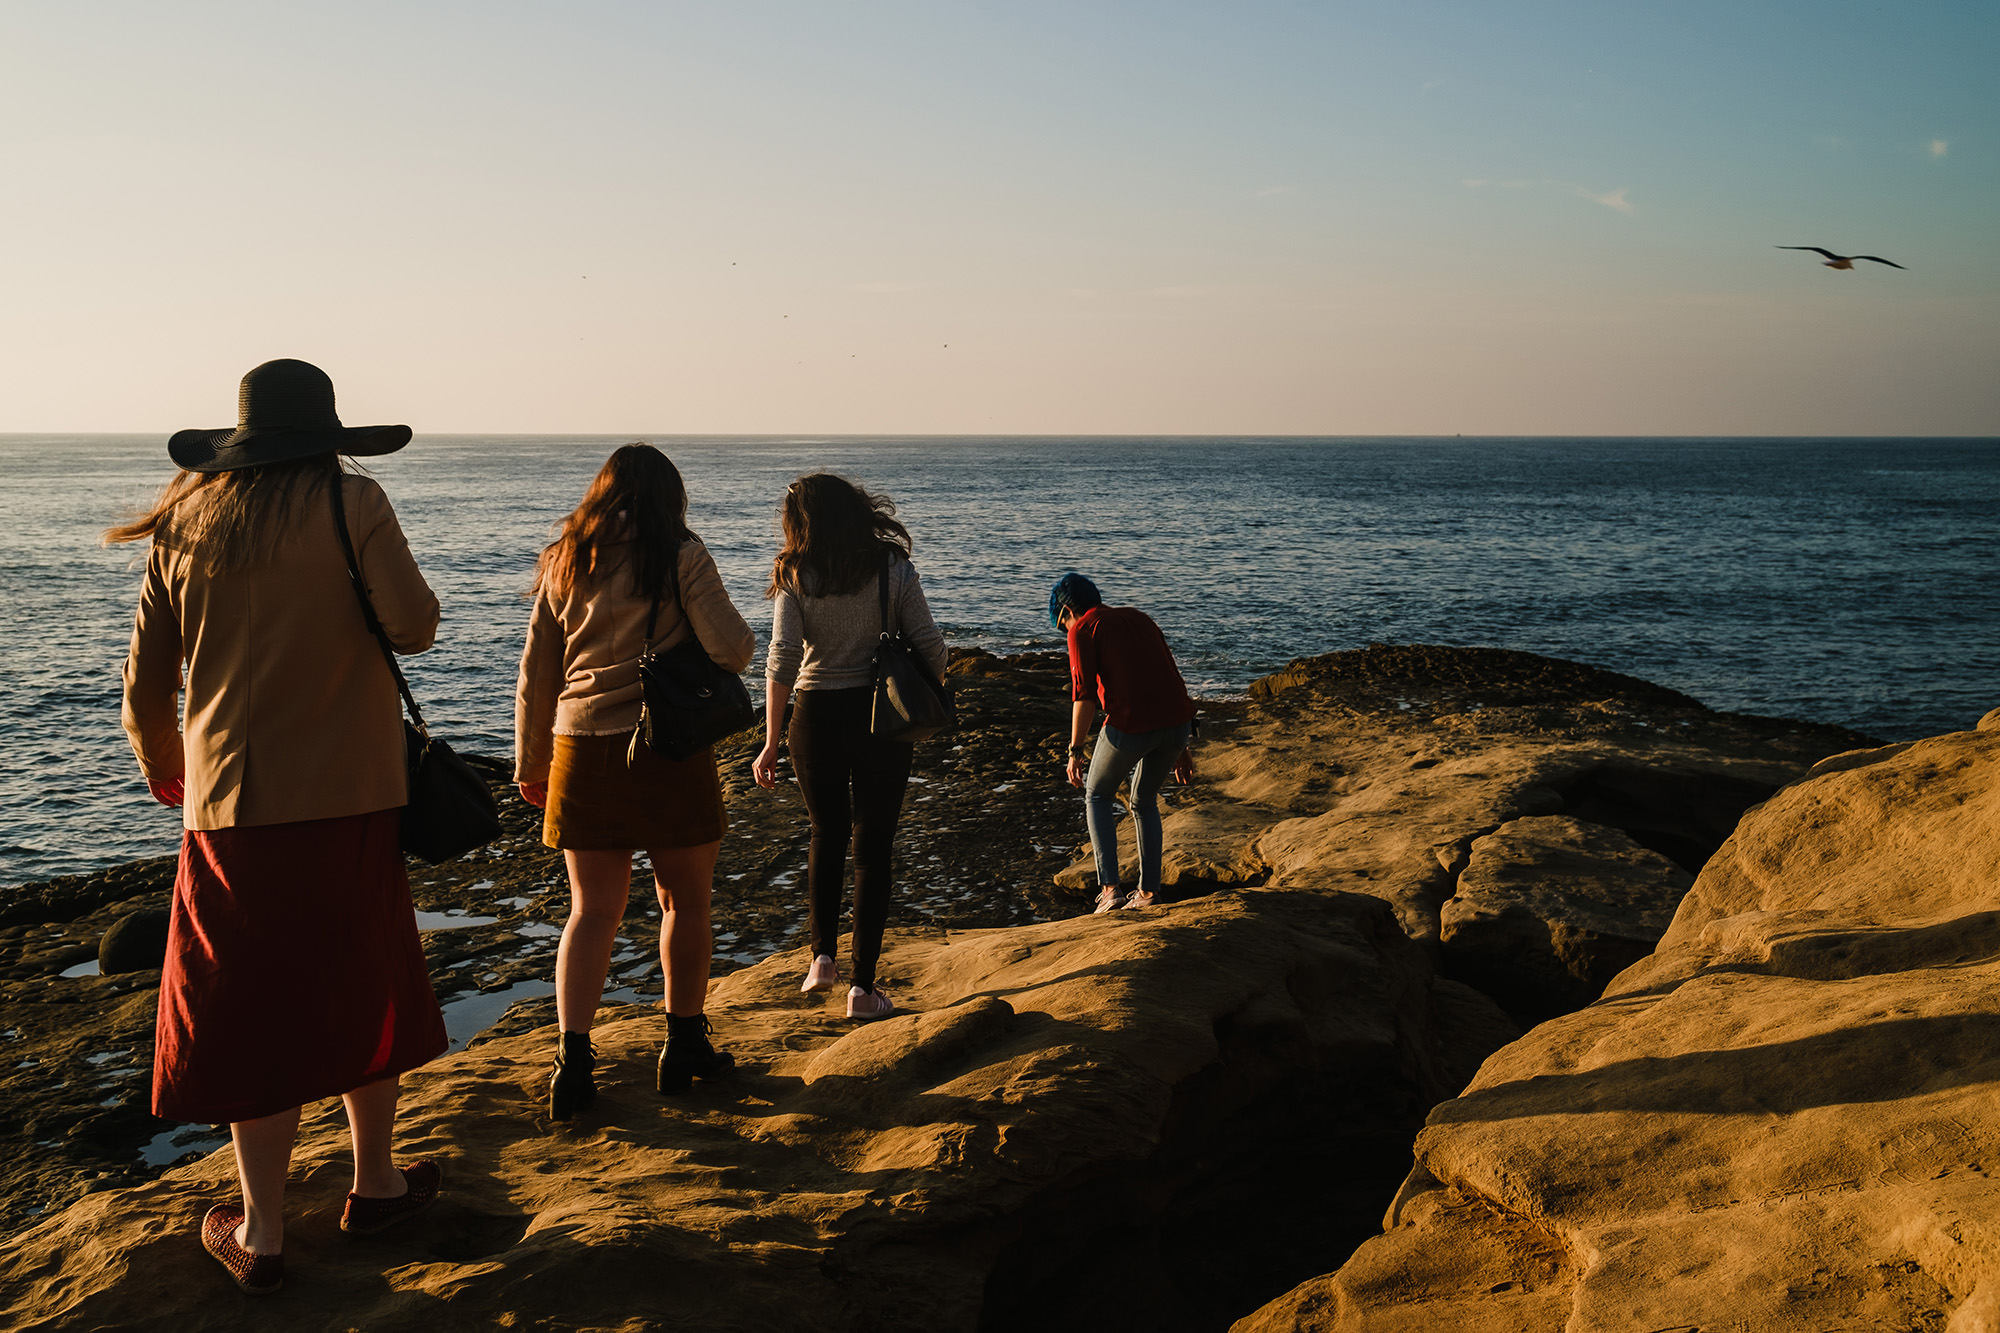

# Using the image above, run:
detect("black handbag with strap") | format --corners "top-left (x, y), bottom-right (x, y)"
top-left (630, 547), bottom-right (757, 762)
top-left (329, 477), bottom-right (503, 863)
top-left (869, 557), bottom-right (954, 743)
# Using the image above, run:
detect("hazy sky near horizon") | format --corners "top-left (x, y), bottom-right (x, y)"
top-left (4, 1), bottom-right (1995, 435)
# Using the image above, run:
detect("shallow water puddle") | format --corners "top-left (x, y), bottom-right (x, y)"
top-left (413, 908), bottom-right (501, 931)
top-left (438, 979), bottom-right (556, 1052)
top-left (138, 1124), bottom-right (230, 1167)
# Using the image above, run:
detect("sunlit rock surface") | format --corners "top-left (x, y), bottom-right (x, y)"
top-left (1, 646), bottom-right (1879, 1330)
top-left (1241, 721), bottom-right (2000, 1333)
top-left (1, 890), bottom-right (1496, 1332)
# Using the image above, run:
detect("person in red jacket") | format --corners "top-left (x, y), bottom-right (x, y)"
top-left (1050, 573), bottom-right (1197, 912)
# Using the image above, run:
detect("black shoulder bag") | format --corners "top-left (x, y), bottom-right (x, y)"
top-left (329, 478), bottom-right (503, 863)
top-left (629, 547), bottom-right (757, 762)
top-left (869, 557), bottom-right (954, 743)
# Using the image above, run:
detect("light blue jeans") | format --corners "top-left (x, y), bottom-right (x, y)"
top-left (1084, 720), bottom-right (1191, 894)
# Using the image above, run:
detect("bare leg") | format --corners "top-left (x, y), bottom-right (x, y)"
top-left (343, 1076), bottom-right (406, 1199)
top-left (557, 849), bottom-right (633, 1033)
top-left (229, 1105), bottom-right (301, 1255)
top-left (650, 840), bottom-right (720, 1016)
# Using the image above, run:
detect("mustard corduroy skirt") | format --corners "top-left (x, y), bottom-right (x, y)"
top-left (543, 732), bottom-right (725, 851)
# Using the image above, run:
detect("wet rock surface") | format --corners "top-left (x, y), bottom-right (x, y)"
top-left (0, 649), bottom-right (1143, 1240)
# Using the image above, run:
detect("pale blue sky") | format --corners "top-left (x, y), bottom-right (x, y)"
top-left (3, 0), bottom-right (1994, 433)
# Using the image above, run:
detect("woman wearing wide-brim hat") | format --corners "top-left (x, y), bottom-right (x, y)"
top-left (109, 358), bottom-right (449, 1296)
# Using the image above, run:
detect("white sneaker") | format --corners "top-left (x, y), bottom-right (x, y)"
top-left (847, 986), bottom-right (895, 1020)
top-left (1092, 886), bottom-right (1129, 914)
top-left (1124, 890), bottom-right (1156, 909)
top-left (802, 955), bottom-right (840, 993)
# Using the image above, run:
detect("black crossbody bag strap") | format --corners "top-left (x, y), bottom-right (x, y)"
top-left (877, 551), bottom-right (893, 640)
top-left (328, 473), bottom-right (503, 864)
top-left (328, 474), bottom-right (428, 740)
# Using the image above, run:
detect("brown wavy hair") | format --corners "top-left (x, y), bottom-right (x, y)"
top-left (537, 443), bottom-right (696, 603)
top-left (103, 452), bottom-right (342, 574)
top-left (766, 473), bottom-right (912, 599)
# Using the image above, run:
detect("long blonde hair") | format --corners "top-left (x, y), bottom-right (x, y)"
top-left (104, 453), bottom-right (342, 574)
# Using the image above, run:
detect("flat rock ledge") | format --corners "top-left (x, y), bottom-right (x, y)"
top-left (1240, 718), bottom-right (2000, 1332)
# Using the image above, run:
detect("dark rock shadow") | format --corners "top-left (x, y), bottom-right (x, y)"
top-left (1550, 761), bottom-right (1776, 876)
top-left (1432, 1012), bottom-right (2000, 1127)
top-left (1747, 911), bottom-right (2000, 984)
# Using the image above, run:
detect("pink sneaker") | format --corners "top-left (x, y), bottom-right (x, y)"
top-left (847, 986), bottom-right (895, 1020)
top-left (1092, 886), bottom-right (1129, 914)
top-left (801, 955), bottom-right (840, 993)
top-left (1124, 890), bottom-right (1156, 909)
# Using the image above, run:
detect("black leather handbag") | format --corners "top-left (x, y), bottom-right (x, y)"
top-left (630, 551), bottom-right (757, 762)
top-left (330, 479), bottom-right (503, 863)
top-left (870, 558), bottom-right (954, 743)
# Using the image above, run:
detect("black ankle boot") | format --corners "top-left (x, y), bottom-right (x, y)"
top-left (657, 1014), bottom-right (735, 1094)
top-left (549, 1030), bottom-right (596, 1120)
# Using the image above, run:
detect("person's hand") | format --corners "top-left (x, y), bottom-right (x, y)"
top-left (518, 781), bottom-right (548, 809)
top-left (752, 741), bottom-right (782, 789)
top-left (1065, 754), bottom-right (1086, 789)
top-left (1173, 747), bottom-right (1196, 786)
top-left (148, 776), bottom-right (184, 807)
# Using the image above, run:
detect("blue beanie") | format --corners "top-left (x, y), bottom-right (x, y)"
top-left (1048, 572), bottom-right (1101, 628)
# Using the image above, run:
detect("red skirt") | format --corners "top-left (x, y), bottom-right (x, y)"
top-left (152, 809), bottom-right (447, 1125)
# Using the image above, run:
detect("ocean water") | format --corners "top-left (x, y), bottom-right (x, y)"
top-left (3, 435), bottom-right (1996, 889)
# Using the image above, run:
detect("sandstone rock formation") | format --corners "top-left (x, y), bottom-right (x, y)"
top-left (1242, 718), bottom-right (2000, 1332)
top-left (1441, 814), bottom-right (1690, 1022)
top-left (0, 646), bottom-right (1879, 1330)
top-left (1066, 645), bottom-right (1865, 1020)
top-left (0, 889), bottom-right (1500, 1332)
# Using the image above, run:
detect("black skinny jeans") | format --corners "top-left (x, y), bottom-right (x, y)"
top-left (786, 687), bottom-right (913, 992)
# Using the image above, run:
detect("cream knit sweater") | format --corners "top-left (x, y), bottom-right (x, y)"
top-left (766, 557), bottom-right (948, 692)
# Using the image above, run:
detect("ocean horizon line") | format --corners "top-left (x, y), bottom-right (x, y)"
top-left (4, 431), bottom-right (1997, 444)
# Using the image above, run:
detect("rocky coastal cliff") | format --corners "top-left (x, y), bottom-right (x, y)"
top-left (0, 646), bottom-right (1909, 1330)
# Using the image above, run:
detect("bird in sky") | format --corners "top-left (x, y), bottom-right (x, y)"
top-left (1776, 246), bottom-right (1906, 270)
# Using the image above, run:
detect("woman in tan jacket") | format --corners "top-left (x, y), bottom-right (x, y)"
top-left (515, 443), bottom-right (756, 1118)
top-left (112, 359), bottom-right (447, 1296)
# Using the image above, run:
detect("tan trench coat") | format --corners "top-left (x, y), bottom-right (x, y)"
top-left (121, 473), bottom-right (440, 830)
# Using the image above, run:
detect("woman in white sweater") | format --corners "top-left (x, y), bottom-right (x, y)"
top-left (751, 474), bottom-right (948, 1019)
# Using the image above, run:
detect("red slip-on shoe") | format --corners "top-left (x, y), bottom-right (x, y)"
top-left (200, 1203), bottom-right (283, 1295)
top-left (339, 1159), bottom-right (443, 1236)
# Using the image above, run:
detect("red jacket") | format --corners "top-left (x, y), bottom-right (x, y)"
top-left (1067, 606), bottom-right (1196, 735)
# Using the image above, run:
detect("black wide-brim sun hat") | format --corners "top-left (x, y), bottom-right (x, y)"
top-left (168, 358), bottom-right (412, 472)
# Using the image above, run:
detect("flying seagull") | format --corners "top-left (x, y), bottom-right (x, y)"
top-left (1777, 246), bottom-right (1906, 270)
